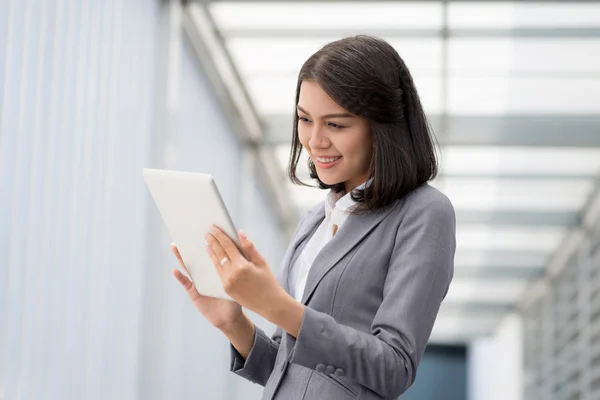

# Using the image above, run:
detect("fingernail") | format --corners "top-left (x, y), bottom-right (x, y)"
top-left (239, 230), bottom-right (247, 240)
top-left (204, 233), bottom-right (211, 241)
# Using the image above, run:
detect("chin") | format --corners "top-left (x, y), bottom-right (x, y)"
top-left (316, 174), bottom-right (344, 187)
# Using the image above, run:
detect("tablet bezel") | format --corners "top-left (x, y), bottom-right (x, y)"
top-left (142, 168), bottom-right (240, 301)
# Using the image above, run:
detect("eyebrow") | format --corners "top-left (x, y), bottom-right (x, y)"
top-left (296, 105), bottom-right (354, 119)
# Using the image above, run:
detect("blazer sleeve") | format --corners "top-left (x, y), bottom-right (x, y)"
top-left (289, 197), bottom-right (456, 398)
top-left (230, 326), bottom-right (283, 386)
top-left (229, 210), bottom-right (311, 385)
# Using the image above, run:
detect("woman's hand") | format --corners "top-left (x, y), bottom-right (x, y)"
top-left (171, 244), bottom-right (244, 330)
top-left (205, 227), bottom-right (289, 320)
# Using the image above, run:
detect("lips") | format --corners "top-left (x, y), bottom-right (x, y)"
top-left (315, 156), bottom-right (341, 163)
top-left (314, 156), bottom-right (342, 169)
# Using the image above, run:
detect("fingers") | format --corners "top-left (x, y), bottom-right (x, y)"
top-left (171, 243), bottom-right (183, 266)
top-left (238, 230), bottom-right (266, 266)
top-left (171, 243), bottom-right (190, 275)
top-left (205, 244), bottom-right (227, 282)
top-left (173, 269), bottom-right (203, 303)
top-left (208, 226), bottom-right (244, 264)
top-left (205, 232), bottom-right (229, 264)
top-left (173, 268), bottom-right (193, 290)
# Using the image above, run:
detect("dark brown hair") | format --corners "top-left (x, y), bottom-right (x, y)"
top-left (288, 35), bottom-right (438, 214)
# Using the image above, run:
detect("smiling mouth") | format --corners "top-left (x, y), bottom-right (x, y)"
top-left (315, 156), bottom-right (342, 164)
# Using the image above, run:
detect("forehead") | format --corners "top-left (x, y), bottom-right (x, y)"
top-left (298, 80), bottom-right (345, 113)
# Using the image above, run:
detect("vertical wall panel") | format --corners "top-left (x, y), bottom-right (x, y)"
top-left (166, 31), bottom-right (243, 399)
top-left (523, 222), bottom-right (600, 399)
top-left (232, 150), bottom-right (288, 400)
top-left (0, 2), bottom-right (11, 394)
top-left (1, 1), bottom-right (287, 399)
top-left (18, 0), bottom-right (51, 398)
top-left (2, 1), bottom-right (34, 398)
top-left (468, 313), bottom-right (524, 400)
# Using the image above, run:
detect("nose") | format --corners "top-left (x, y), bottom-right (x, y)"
top-left (308, 124), bottom-right (330, 149)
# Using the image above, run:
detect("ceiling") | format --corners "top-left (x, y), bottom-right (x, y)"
top-left (187, 0), bottom-right (600, 343)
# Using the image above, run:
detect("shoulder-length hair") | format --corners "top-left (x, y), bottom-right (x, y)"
top-left (288, 35), bottom-right (438, 214)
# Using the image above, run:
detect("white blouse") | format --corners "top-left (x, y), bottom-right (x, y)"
top-left (288, 186), bottom-right (363, 302)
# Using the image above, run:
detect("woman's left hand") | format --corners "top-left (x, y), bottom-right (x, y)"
top-left (204, 226), bottom-right (288, 320)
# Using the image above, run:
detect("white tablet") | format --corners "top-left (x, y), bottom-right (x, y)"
top-left (142, 168), bottom-right (239, 300)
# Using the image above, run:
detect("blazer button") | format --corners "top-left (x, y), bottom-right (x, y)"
top-left (316, 364), bottom-right (326, 372)
top-left (325, 365), bottom-right (335, 375)
top-left (334, 368), bottom-right (345, 377)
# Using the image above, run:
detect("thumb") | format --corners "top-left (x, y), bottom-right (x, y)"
top-left (239, 229), bottom-right (266, 266)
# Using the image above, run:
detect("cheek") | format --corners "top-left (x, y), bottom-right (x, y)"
top-left (297, 125), bottom-right (310, 148)
top-left (341, 132), bottom-right (371, 163)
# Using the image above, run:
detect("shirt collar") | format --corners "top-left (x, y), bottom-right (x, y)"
top-left (324, 180), bottom-right (371, 219)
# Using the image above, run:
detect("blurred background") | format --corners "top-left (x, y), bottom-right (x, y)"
top-left (1, 0), bottom-right (600, 399)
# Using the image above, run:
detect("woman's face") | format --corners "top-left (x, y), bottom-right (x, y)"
top-left (297, 80), bottom-right (372, 193)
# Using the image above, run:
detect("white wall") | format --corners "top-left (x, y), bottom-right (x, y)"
top-left (0, 1), bottom-right (287, 399)
top-left (0, 1), bottom-right (162, 398)
top-left (468, 313), bottom-right (524, 400)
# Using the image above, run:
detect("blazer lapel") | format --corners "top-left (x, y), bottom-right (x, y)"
top-left (300, 202), bottom-right (398, 305)
top-left (278, 203), bottom-right (325, 293)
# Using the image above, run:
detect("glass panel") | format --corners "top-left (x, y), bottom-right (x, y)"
top-left (227, 36), bottom-right (443, 115)
top-left (276, 145), bottom-right (599, 211)
top-left (432, 178), bottom-right (593, 211)
top-left (454, 250), bottom-right (549, 268)
top-left (433, 317), bottom-right (500, 338)
top-left (448, 38), bottom-right (600, 73)
top-left (446, 278), bottom-right (529, 303)
top-left (247, 73), bottom-right (442, 115)
top-left (210, 2), bottom-right (443, 31)
top-left (432, 315), bottom-right (499, 339)
top-left (286, 178), bottom-right (588, 222)
top-left (456, 225), bottom-right (566, 252)
top-left (226, 38), bottom-right (327, 76)
top-left (245, 75), bottom-right (297, 115)
top-left (448, 2), bottom-right (600, 29)
top-left (227, 38), bottom-right (443, 76)
top-left (448, 77), bottom-right (600, 114)
top-left (440, 146), bottom-right (600, 177)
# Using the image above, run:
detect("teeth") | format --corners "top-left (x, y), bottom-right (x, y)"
top-left (316, 156), bottom-right (341, 163)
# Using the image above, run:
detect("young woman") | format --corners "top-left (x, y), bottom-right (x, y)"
top-left (172, 35), bottom-right (455, 399)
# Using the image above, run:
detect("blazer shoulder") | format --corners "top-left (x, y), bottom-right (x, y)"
top-left (385, 184), bottom-right (456, 245)
top-left (397, 183), bottom-right (455, 217)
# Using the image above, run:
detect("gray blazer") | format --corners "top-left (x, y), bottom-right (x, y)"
top-left (230, 184), bottom-right (456, 399)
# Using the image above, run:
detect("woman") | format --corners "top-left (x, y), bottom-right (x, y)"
top-left (172, 35), bottom-right (455, 399)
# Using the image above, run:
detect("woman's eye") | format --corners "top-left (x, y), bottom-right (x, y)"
top-left (298, 116), bottom-right (310, 123)
top-left (328, 122), bottom-right (345, 129)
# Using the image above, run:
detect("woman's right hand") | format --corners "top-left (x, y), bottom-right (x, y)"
top-left (171, 243), bottom-right (243, 330)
